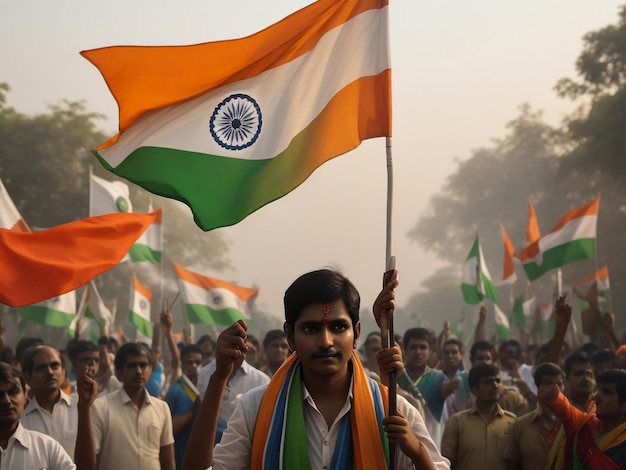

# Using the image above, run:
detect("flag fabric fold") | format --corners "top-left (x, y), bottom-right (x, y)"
top-left (82, 0), bottom-right (391, 231)
top-left (20, 290), bottom-right (77, 328)
top-left (517, 197), bottom-right (599, 281)
top-left (174, 262), bottom-right (258, 326)
top-left (85, 280), bottom-right (113, 333)
top-left (89, 173), bottom-right (133, 216)
top-left (129, 273), bottom-right (153, 341)
top-left (461, 233), bottom-right (499, 305)
top-left (0, 179), bottom-right (29, 231)
top-left (0, 211), bottom-right (159, 307)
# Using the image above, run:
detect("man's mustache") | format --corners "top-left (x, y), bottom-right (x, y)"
top-left (311, 349), bottom-right (341, 359)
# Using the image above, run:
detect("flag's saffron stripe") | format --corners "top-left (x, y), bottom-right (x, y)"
top-left (500, 224), bottom-right (516, 281)
top-left (174, 262), bottom-right (257, 301)
top-left (521, 239), bottom-right (596, 281)
top-left (185, 304), bottom-right (249, 326)
top-left (129, 310), bottom-right (153, 338)
top-left (133, 274), bottom-right (153, 299)
top-left (575, 266), bottom-right (609, 285)
top-left (95, 11), bottom-right (389, 166)
top-left (80, 0), bottom-right (388, 133)
top-left (0, 212), bottom-right (157, 307)
top-left (19, 306), bottom-right (74, 328)
top-left (99, 72), bottom-right (390, 231)
top-left (526, 200), bottom-right (541, 244)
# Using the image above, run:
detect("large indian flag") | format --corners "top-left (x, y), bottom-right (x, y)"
top-left (129, 274), bottom-right (153, 340)
top-left (461, 233), bottom-right (499, 305)
top-left (81, 0), bottom-right (391, 231)
top-left (0, 179), bottom-right (29, 231)
top-left (174, 262), bottom-right (258, 326)
top-left (518, 197), bottom-right (599, 281)
top-left (0, 211), bottom-right (160, 307)
top-left (20, 290), bottom-right (76, 328)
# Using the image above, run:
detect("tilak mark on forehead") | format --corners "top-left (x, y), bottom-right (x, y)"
top-left (322, 305), bottom-right (331, 323)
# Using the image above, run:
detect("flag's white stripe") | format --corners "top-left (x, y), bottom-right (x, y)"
top-left (179, 280), bottom-right (247, 312)
top-left (89, 173), bottom-right (133, 216)
top-left (461, 257), bottom-right (478, 285)
top-left (100, 7), bottom-right (389, 168)
top-left (524, 215), bottom-right (596, 265)
top-left (32, 291), bottom-right (76, 313)
top-left (494, 304), bottom-right (510, 329)
top-left (134, 222), bottom-right (161, 251)
top-left (0, 179), bottom-right (22, 228)
top-left (130, 289), bottom-right (151, 322)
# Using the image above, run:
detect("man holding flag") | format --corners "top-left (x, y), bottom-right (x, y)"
top-left (184, 269), bottom-right (449, 470)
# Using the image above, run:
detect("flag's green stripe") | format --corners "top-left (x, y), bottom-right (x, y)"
top-left (19, 306), bottom-right (74, 327)
top-left (480, 273), bottom-right (499, 303)
top-left (512, 297), bottom-right (526, 328)
top-left (523, 238), bottom-right (595, 281)
top-left (85, 309), bottom-right (107, 329)
top-left (95, 102), bottom-right (364, 232)
top-left (541, 317), bottom-right (556, 339)
top-left (496, 323), bottom-right (510, 340)
top-left (129, 244), bottom-right (162, 263)
top-left (129, 311), bottom-right (153, 338)
top-left (185, 303), bottom-right (249, 326)
top-left (461, 283), bottom-right (482, 305)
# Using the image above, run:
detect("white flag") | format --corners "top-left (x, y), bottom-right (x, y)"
top-left (90, 173), bottom-right (133, 216)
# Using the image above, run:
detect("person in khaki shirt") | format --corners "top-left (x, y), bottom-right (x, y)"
top-left (503, 363), bottom-right (565, 470)
top-left (441, 363), bottom-right (516, 470)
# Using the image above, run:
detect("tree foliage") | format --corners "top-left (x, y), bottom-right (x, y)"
top-left (408, 5), bottom-right (626, 327)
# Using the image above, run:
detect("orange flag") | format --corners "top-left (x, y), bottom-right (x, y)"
top-left (526, 200), bottom-right (541, 244)
top-left (0, 211), bottom-right (158, 307)
top-left (500, 223), bottom-right (517, 284)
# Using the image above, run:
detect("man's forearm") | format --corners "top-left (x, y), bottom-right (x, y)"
top-left (75, 404), bottom-right (96, 470)
top-left (182, 372), bottom-right (229, 470)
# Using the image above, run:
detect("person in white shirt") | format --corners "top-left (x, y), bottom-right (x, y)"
top-left (0, 361), bottom-right (75, 469)
top-left (20, 344), bottom-right (79, 458)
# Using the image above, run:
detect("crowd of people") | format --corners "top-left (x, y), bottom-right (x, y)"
top-left (0, 268), bottom-right (625, 469)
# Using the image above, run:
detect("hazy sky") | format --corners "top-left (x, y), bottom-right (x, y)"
top-left (1, 1), bottom-right (622, 323)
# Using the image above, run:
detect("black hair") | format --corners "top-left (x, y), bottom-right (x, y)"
top-left (533, 362), bottom-right (564, 387)
top-left (196, 334), bottom-right (216, 348)
top-left (0, 362), bottom-right (25, 391)
top-left (592, 350), bottom-right (616, 365)
top-left (263, 330), bottom-right (286, 350)
top-left (468, 363), bottom-right (499, 388)
top-left (443, 338), bottom-right (464, 352)
top-left (114, 342), bottom-right (153, 371)
top-left (402, 328), bottom-right (432, 351)
top-left (469, 340), bottom-right (494, 362)
top-left (498, 339), bottom-right (522, 356)
top-left (180, 344), bottom-right (203, 359)
top-left (563, 351), bottom-right (592, 378)
top-left (67, 340), bottom-right (98, 362)
top-left (597, 369), bottom-right (626, 403)
top-left (284, 269), bottom-right (360, 331)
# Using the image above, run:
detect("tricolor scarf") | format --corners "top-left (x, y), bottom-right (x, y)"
top-left (177, 374), bottom-right (199, 403)
top-left (570, 420), bottom-right (626, 470)
top-left (251, 350), bottom-right (389, 470)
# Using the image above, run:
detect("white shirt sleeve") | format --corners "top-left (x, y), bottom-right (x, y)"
top-left (397, 394), bottom-right (451, 469)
